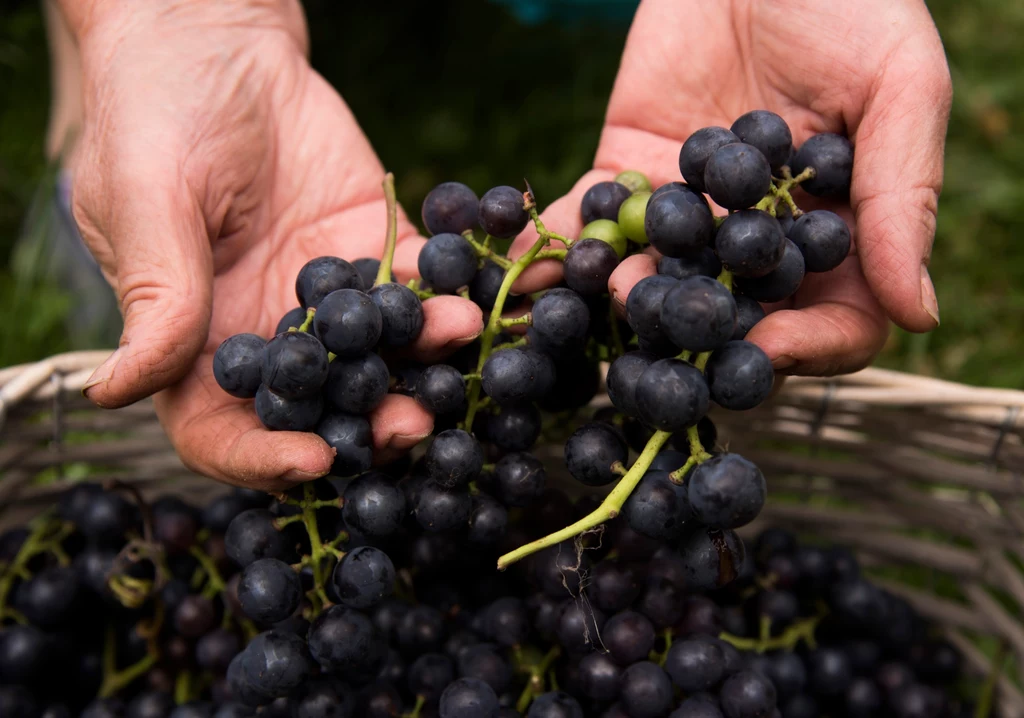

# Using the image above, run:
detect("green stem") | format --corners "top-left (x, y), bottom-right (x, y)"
top-left (375, 172), bottom-right (398, 286)
top-left (719, 611), bottom-right (824, 654)
top-left (535, 249), bottom-right (567, 261)
top-left (174, 670), bottom-right (192, 705)
top-left (649, 628), bottom-right (673, 667)
top-left (404, 695), bottom-right (426, 718)
top-left (716, 268), bottom-right (733, 293)
top-left (515, 646), bottom-right (561, 714)
top-left (694, 351), bottom-right (712, 373)
top-left (463, 233), bottom-right (552, 432)
top-left (189, 545), bottom-right (226, 600)
top-left (297, 308), bottom-right (316, 333)
top-left (99, 623), bottom-right (160, 698)
top-left (0, 515), bottom-right (65, 617)
top-left (464, 232), bottom-right (514, 269)
top-left (462, 373), bottom-right (481, 381)
top-left (500, 314), bottom-right (532, 328)
top-left (976, 642), bottom-right (1009, 718)
top-left (497, 431), bottom-right (672, 570)
top-left (493, 337), bottom-right (528, 352)
top-left (301, 482), bottom-right (337, 615)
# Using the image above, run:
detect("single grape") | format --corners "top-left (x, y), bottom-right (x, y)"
top-left (650, 181), bottom-right (693, 202)
top-left (353, 257), bottom-right (386, 288)
top-left (845, 679), bottom-right (882, 718)
top-left (408, 653), bottom-right (455, 703)
top-left (493, 452), bottom-right (547, 506)
top-left (580, 219), bottom-right (628, 259)
top-left (679, 126), bottom-right (741, 192)
top-left (457, 644), bottom-right (513, 694)
top-left (704, 143), bottom-right (772, 210)
top-left (326, 352), bottom-right (389, 414)
top-left (368, 282), bottom-right (425, 348)
top-left (315, 412), bottom-right (373, 476)
top-left (531, 288), bottom-right (590, 355)
top-left (525, 691), bottom-right (584, 718)
top-left (415, 481), bottom-right (472, 532)
top-left (661, 276), bottom-right (738, 352)
top-left (644, 186), bottom-right (715, 258)
top-left (397, 604), bottom-right (447, 654)
top-left (615, 170), bottom-right (653, 194)
top-left (469, 260), bottom-right (525, 312)
top-left (714, 210), bottom-right (786, 278)
top-left (807, 647), bottom-right (853, 699)
top-left (483, 404), bottom-right (542, 451)
top-left (657, 248), bottom-right (722, 281)
top-left (563, 239), bottom-right (619, 296)
top-left (419, 233), bottom-right (479, 293)
top-left (425, 429), bottom-right (484, 488)
top-left (196, 629), bottom-right (241, 674)
top-left (730, 111), bottom-right (793, 173)
top-left (238, 558), bottom-right (302, 624)
top-left (606, 351), bottom-right (657, 417)
top-left (125, 692), bottom-right (175, 718)
top-left (617, 192), bottom-right (651, 244)
top-left (790, 133), bottom-right (854, 198)
top-left (343, 472), bottom-right (407, 538)
top-left (671, 694), bottom-right (725, 718)
top-left (705, 341), bottom-right (774, 410)
top-left (483, 596), bottom-right (530, 647)
top-left (719, 670), bottom-right (776, 718)
top-left (479, 185), bottom-right (529, 238)
top-left (603, 610), bottom-right (656, 666)
top-left (415, 364), bottom-right (467, 415)
top-left (564, 422), bottom-right (629, 487)
top-left (81, 700), bottom-right (125, 718)
top-left (665, 636), bottom-right (727, 692)
top-left (481, 348), bottom-right (554, 406)
top-left (623, 469), bottom-right (692, 540)
top-left (175, 595), bottom-right (216, 637)
top-left (296, 256), bottom-right (363, 309)
top-left (213, 334), bottom-right (266, 398)
top-left (590, 562), bottom-right (641, 614)
top-left (0, 624), bottom-right (52, 686)
top-left (734, 239), bottom-right (804, 303)
top-left (12, 566), bottom-right (79, 629)
top-left (634, 359), bottom-right (710, 432)
top-left (619, 661), bottom-right (673, 718)
top-left (332, 546), bottom-right (395, 609)
top-left (260, 331), bottom-right (329, 399)
top-left (313, 288), bottom-right (383, 358)
top-left (255, 384), bottom-right (323, 431)
top-left (423, 181), bottom-right (480, 235)
top-left (889, 684), bottom-right (945, 718)
top-left (581, 181), bottom-right (632, 224)
top-left (731, 295), bottom-right (766, 340)
top-left (677, 528), bottom-right (746, 591)
top-left (289, 678), bottom-right (354, 718)
top-left (625, 275), bottom-right (679, 345)
top-left (688, 454), bottom-right (766, 529)
top-left (767, 652), bottom-right (807, 702)
top-left (275, 307), bottom-right (307, 335)
top-left (439, 677), bottom-right (500, 718)
top-left (578, 652), bottom-right (622, 701)
top-left (787, 210), bottom-right (851, 273)
top-left (308, 606), bottom-right (384, 673)
top-left (468, 493), bottom-right (508, 543)
top-left (556, 600), bottom-right (606, 655)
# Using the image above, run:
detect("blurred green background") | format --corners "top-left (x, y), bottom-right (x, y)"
top-left (1, 0), bottom-right (1022, 388)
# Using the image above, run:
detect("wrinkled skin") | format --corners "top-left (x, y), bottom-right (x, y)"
top-left (512, 0), bottom-right (951, 375)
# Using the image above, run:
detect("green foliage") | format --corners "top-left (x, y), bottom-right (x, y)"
top-left (2, 0), bottom-right (1023, 389)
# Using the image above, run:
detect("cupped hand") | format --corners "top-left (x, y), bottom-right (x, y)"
top-left (511, 0), bottom-right (951, 375)
top-left (66, 1), bottom-right (482, 490)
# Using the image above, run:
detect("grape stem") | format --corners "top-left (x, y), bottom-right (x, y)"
top-left (975, 641), bottom-right (1008, 718)
top-left (375, 172), bottom-right (399, 287)
top-left (403, 695), bottom-right (426, 718)
top-left (535, 248), bottom-right (567, 260)
top-left (464, 232), bottom-right (513, 269)
top-left (754, 167), bottom-right (815, 218)
top-left (500, 314), bottom-right (532, 328)
top-left (98, 621), bottom-right (161, 698)
top-left (297, 308), bottom-right (316, 333)
top-left (515, 645), bottom-right (562, 714)
top-left (299, 481), bottom-right (343, 614)
top-left (719, 610), bottom-right (824, 654)
top-left (0, 514), bottom-right (72, 619)
top-left (497, 430), bottom-right (672, 570)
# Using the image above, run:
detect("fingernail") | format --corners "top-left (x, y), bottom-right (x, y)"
top-left (82, 348), bottom-right (123, 399)
top-left (387, 432), bottom-right (430, 451)
top-left (772, 354), bottom-right (797, 372)
top-left (920, 264), bottom-right (940, 326)
top-left (281, 468), bottom-right (328, 482)
top-left (445, 329), bottom-right (483, 351)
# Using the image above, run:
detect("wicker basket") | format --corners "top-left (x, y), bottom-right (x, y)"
top-left (2, 351), bottom-right (1023, 715)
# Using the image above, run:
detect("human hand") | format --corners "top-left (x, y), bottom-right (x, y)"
top-left (64, 0), bottom-right (483, 490)
top-left (511, 0), bottom-right (951, 375)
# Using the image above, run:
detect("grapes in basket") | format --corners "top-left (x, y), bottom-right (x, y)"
top-left (0, 112), bottom-right (974, 716)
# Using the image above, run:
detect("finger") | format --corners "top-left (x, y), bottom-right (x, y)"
top-left (745, 257), bottom-right (890, 376)
top-left (77, 170), bottom-right (213, 409)
top-left (407, 295), bottom-right (484, 363)
top-left (850, 36), bottom-right (951, 333)
top-left (508, 170), bottom-right (616, 295)
top-left (607, 252), bottom-right (659, 315)
top-left (370, 393), bottom-right (433, 466)
top-left (155, 378), bottom-right (335, 493)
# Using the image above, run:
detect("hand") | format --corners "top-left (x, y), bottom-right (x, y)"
top-left (65, 0), bottom-right (483, 490)
top-left (511, 0), bottom-right (951, 375)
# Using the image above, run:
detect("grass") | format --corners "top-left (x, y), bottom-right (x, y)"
top-left (1, 0), bottom-right (1023, 389)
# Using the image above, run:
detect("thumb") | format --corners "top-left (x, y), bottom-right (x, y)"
top-left (850, 33), bottom-right (951, 333)
top-left (78, 174), bottom-right (213, 408)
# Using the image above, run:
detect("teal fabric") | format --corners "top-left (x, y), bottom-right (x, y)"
top-left (488, 0), bottom-right (639, 26)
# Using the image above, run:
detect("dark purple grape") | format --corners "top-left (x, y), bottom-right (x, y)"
top-left (423, 181), bottom-right (480, 235)
top-left (260, 331), bottom-right (329, 399)
top-left (479, 186), bottom-right (529, 238)
top-left (457, 645), bottom-right (513, 694)
top-left (634, 359), bottom-right (710, 432)
top-left (493, 452), bottom-right (546, 506)
top-left (0, 624), bottom-right (52, 686)
top-left (238, 558), bottom-right (302, 624)
top-left (645, 186), bottom-right (715, 258)
top-left (787, 210), bottom-right (850, 273)
top-left (255, 384), bottom-right (323, 431)
top-left (326, 352), bottom-right (389, 414)
top-left (578, 652), bottom-right (622, 701)
top-left (408, 653), bottom-right (455, 703)
top-left (704, 143), bottom-right (772, 210)
top-left (714, 210), bottom-right (786, 278)
top-left (342, 472), bottom-right (406, 538)
top-left (225, 509), bottom-right (285, 567)
top-left (415, 365), bottom-right (467, 415)
top-left (687, 454), bottom-right (765, 529)
top-left (481, 348), bottom-right (554, 406)
top-left (680, 126), bottom-right (741, 193)
top-left (214, 334), bottom-right (265, 398)
top-left (889, 683), bottom-right (945, 718)
top-left (196, 629), bottom-right (240, 674)
top-left (468, 494), bottom-right (508, 543)
top-left (315, 412), bottom-right (373, 476)
top-left (658, 248), bottom-right (722, 281)
top-left (419, 233), bottom-right (479, 293)
top-left (581, 181), bottom-right (632, 224)
top-left (81, 699), bottom-right (125, 718)
top-left (620, 661), bottom-right (673, 718)
top-left (484, 404), bottom-right (542, 452)
top-left (238, 631), bottom-right (311, 699)
top-left (275, 307), bottom-right (306, 335)
top-left (469, 261), bottom-right (524, 312)
top-left (730, 111), bottom-right (793, 173)
top-left (705, 341), bottom-right (774, 411)
top-left (425, 429), bottom-right (484, 489)
top-left (526, 691), bottom-right (583, 718)
top-left (313, 288), bottom-right (383, 358)
top-left (735, 239), bottom-right (804, 302)
top-left (625, 275), bottom-right (679, 345)
top-left (556, 601), bottom-right (606, 655)
top-left (414, 482), bottom-right (471, 532)
top-left (648, 449), bottom-right (688, 473)
top-left (564, 422), bottom-right (629, 487)
top-left (125, 692), bottom-right (174, 718)
top-left (563, 238), bottom-right (619, 296)
top-left (732, 295), bottom-right (766, 340)
top-left (532, 288), bottom-right (590, 355)
top-left (175, 595), bottom-right (216, 637)
top-left (766, 652), bottom-right (806, 701)
top-left (368, 282), bottom-right (425, 348)
top-left (719, 670), bottom-right (777, 718)
top-left (589, 561), bottom-right (641, 615)
top-left (845, 678), bottom-right (882, 718)
top-left (532, 543), bottom-right (588, 598)
top-left (353, 257), bottom-right (386, 288)
top-left (333, 546), bottom-right (395, 609)
top-left (12, 566), bottom-right (79, 629)
top-left (296, 257), bottom-right (363, 309)
top-left (661, 276), bottom-right (738, 352)
top-left (440, 677), bottom-right (499, 718)
top-left (678, 528), bottom-right (745, 591)
top-left (623, 469), bottom-right (692, 540)
top-left (290, 677), bottom-right (354, 718)
top-left (606, 351), bottom-right (657, 418)
top-left (603, 610), bottom-right (655, 666)
top-left (308, 607), bottom-right (384, 673)
top-left (397, 604), bottom-right (447, 654)
top-left (483, 596), bottom-right (530, 647)
top-left (671, 693), bottom-right (724, 718)
top-left (650, 181), bottom-right (693, 202)
top-left (790, 133), bottom-right (853, 198)
top-left (665, 636), bottom-right (727, 692)
top-left (807, 647), bottom-right (853, 698)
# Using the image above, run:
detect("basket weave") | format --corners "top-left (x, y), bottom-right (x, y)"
top-left (2, 351), bottom-right (1023, 715)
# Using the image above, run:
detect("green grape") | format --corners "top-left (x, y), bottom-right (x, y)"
top-left (580, 219), bottom-right (628, 259)
top-left (615, 170), bottom-right (653, 194)
top-left (617, 192), bottom-right (651, 244)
